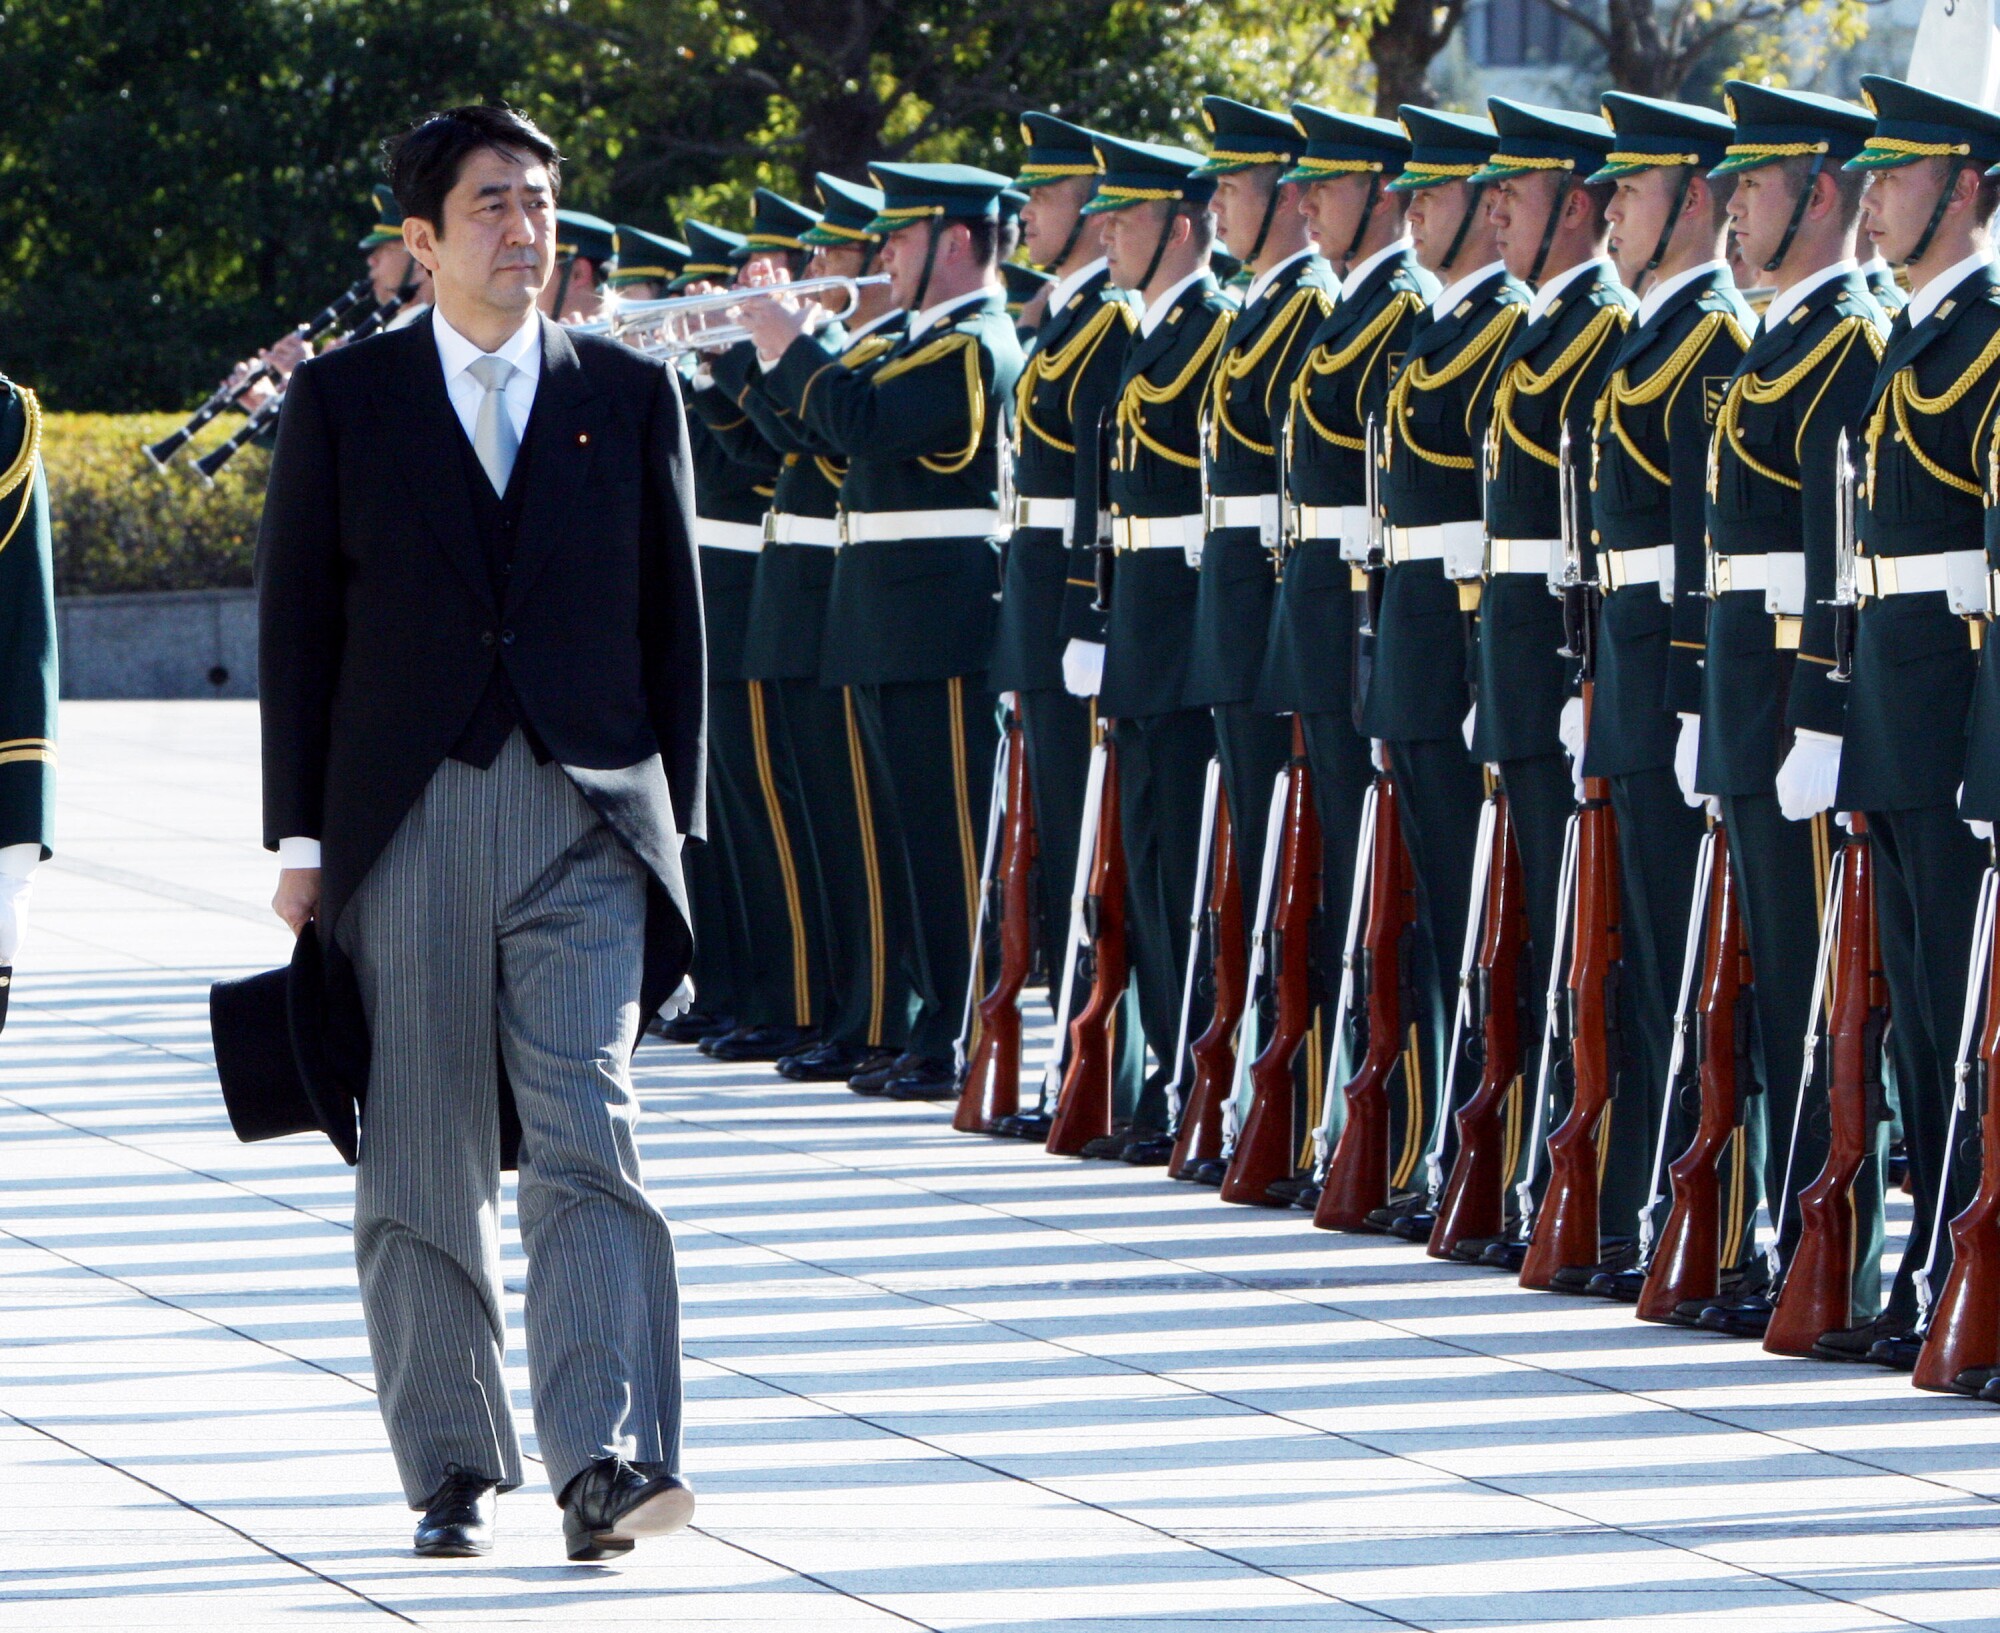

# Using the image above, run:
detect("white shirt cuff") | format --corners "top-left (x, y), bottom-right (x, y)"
top-left (0, 843), bottom-right (38, 879)
top-left (279, 836), bottom-right (323, 869)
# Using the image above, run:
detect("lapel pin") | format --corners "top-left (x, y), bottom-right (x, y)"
top-left (577, 432), bottom-right (590, 445)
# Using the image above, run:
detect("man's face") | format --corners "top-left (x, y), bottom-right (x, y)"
top-left (1727, 164), bottom-right (1804, 275)
top-left (616, 279), bottom-right (664, 303)
top-left (1490, 171), bottom-right (1561, 281)
top-left (365, 241), bottom-right (422, 306)
top-left (1212, 169), bottom-right (1276, 259)
top-left (1102, 203), bottom-right (1170, 290)
top-left (407, 145), bottom-right (554, 320)
top-left (1299, 174), bottom-right (1372, 261)
top-left (1406, 180), bottom-right (1471, 273)
top-left (1606, 168), bottom-right (1675, 285)
top-left (1860, 161), bottom-right (1945, 266)
top-left (809, 242), bottom-right (869, 307)
top-left (1020, 177), bottom-right (1094, 268)
top-left (880, 219), bottom-right (969, 308)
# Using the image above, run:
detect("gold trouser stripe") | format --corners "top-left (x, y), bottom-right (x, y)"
top-left (1299, 1014), bottom-right (1325, 1171)
top-left (1502, 1073), bottom-right (1524, 1185)
top-left (844, 688), bottom-right (888, 1046)
top-left (1721, 1126), bottom-right (1747, 1267)
top-left (747, 681), bottom-right (812, 1026)
top-left (1597, 1097), bottom-right (1613, 1191)
top-left (947, 678), bottom-right (983, 1003)
top-left (1391, 1022), bottom-right (1424, 1189)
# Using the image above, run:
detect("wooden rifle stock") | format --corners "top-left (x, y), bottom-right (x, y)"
top-left (1221, 722), bottom-right (1322, 1205)
top-left (1314, 771), bottom-right (1412, 1230)
top-left (1768, 816), bottom-right (1884, 1355)
top-left (1045, 738), bottom-right (1128, 1155)
top-left (954, 716), bottom-right (1037, 1133)
top-left (1169, 792), bottom-right (1244, 1177)
top-left (1913, 871), bottom-right (2000, 1390)
top-left (1521, 730), bottom-right (1623, 1286)
top-left (1637, 827), bottom-right (1749, 1323)
top-left (1429, 792), bottom-right (1527, 1258)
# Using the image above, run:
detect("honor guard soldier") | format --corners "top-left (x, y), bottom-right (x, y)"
top-left (0, 375), bottom-right (55, 1013)
top-left (1362, 108), bottom-right (1528, 1235)
top-left (1255, 104), bottom-right (1437, 1199)
top-left (1678, 83), bottom-right (1887, 1336)
top-left (608, 224), bottom-right (688, 303)
top-left (685, 190), bottom-right (836, 1066)
top-left (1462, 100), bottom-right (1635, 1270)
top-left (1580, 93), bottom-right (1754, 1294)
top-left (1002, 260), bottom-right (1056, 338)
top-left (738, 162), bottom-right (1025, 1100)
top-left (713, 177), bottom-right (916, 1086)
top-left (1804, 77), bottom-right (2000, 1367)
top-left (544, 210), bottom-right (616, 323)
top-left (1186, 97), bottom-right (1337, 915)
top-left (990, 112), bottom-right (1143, 1123)
top-left (1054, 135), bottom-right (1233, 1160)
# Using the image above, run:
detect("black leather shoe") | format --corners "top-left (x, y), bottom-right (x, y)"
top-left (1386, 1207), bottom-right (1438, 1242)
top-left (1263, 1175), bottom-right (1317, 1206)
top-left (778, 1042), bottom-right (892, 1082)
top-left (1697, 1292), bottom-right (1774, 1337)
top-left (704, 1024), bottom-right (819, 1062)
top-left (1362, 1192), bottom-right (1426, 1235)
top-left (1952, 1366), bottom-right (2000, 1396)
top-left (850, 1051), bottom-right (923, 1096)
top-left (560, 1458), bottom-right (695, 1562)
top-left (1811, 1313), bottom-right (1912, 1363)
top-left (1585, 1266), bottom-right (1647, 1303)
top-left (881, 1056), bottom-right (958, 1099)
top-left (1549, 1239), bottom-right (1638, 1296)
top-left (1866, 1332), bottom-right (1923, 1372)
top-left (654, 1010), bottom-right (732, 1044)
top-left (1078, 1126), bottom-right (1135, 1159)
top-left (1478, 1238), bottom-right (1528, 1272)
top-left (991, 1109), bottom-right (1053, 1140)
top-left (1979, 1373), bottom-right (2000, 1405)
top-left (1121, 1134), bottom-right (1174, 1167)
top-left (1184, 1157), bottom-right (1228, 1187)
top-left (1447, 1235), bottom-right (1504, 1264)
top-left (414, 1464), bottom-right (497, 1558)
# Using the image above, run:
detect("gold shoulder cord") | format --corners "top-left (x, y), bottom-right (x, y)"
top-left (1866, 321), bottom-right (2000, 501)
top-left (1491, 305), bottom-right (1627, 470)
top-left (1120, 308), bottom-right (1231, 471)
top-left (1716, 315), bottom-right (1875, 494)
top-left (1207, 287), bottom-right (1329, 458)
top-left (1015, 301), bottom-right (1127, 456)
top-left (865, 333), bottom-right (989, 476)
top-left (0, 388), bottom-right (43, 558)
top-left (1292, 291), bottom-right (1424, 453)
top-left (1602, 309), bottom-right (1748, 487)
top-left (1386, 304), bottom-right (1521, 471)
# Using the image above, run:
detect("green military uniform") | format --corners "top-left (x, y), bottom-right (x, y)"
top-left (1363, 109), bottom-right (1529, 1219)
top-left (1580, 96), bottom-right (1755, 1276)
top-left (1864, 257), bottom-right (1910, 314)
top-left (709, 177), bottom-right (918, 1080)
top-left (760, 163), bottom-right (1026, 1089)
top-left (1465, 103), bottom-right (1636, 1258)
top-left (1686, 83), bottom-right (1888, 1331)
top-left (991, 114), bottom-right (1140, 1113)
top-left (1058, 135), bottom-right (1232, 1151)
top-left (1827, 78), bottom-right (2000, 1356)
top-left (1185, 98), bottom-right (1337, 909)
top-left (1256, 105), bottom-right (1436, 1193)
top-left (0, 379), bottom-right (56, 861)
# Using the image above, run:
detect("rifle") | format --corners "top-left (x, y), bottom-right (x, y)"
top-left (1520, 426), bottom-right (1624, 1289)
top-left (1912, 865), bottom-right (2000, 1391)
top-left (1767, 815), bottom-right (1888, 1354)
top-left (1045, 734), bottom-right (1129, 1155)
top-left (1093, 408), bottom-right (1117, 614)
top-left (1169, 773), bottom-right (1245, 1181)
top-left (1220, 720), bottom-right (1322, 1205)
top-left (1429, 791), bottom-right (1530, 1258)
top-left (1305, 774), bottom-right (1380, 1198)
top-left (1314, 769), bottom-right (1414, 1230)
top-left (1215, 773), bottom-right (1293, 1177)
top-left (1636, 824), bottom-right (1753, 1322)
top-left (1163, 759), bottom-right (1224, 1174)
top-left (1359, 414), bottom-right (1386, 637)
top-left (953, 711), bottom-right (1037, 1132)
top-left (1830, 428), bottom-right (1861, 684)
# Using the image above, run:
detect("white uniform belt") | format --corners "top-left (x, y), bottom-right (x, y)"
top-left (1013, 496), bottom-right (1075, 532)
top-left (1487, 537), bottom-right (1561, 577)
top-left (1295, 504), bottom-right (1370, 557)
top-left (1601, 544), bottom-right (1669, 592)
top-left (696, 517), bottom-right (765, 553)
top-left (1709, 550), bottom-right (1804, 615)
top-left (765, 512), bottom-right (842, 548)
top-left (1204, 493), bottom-right (1281, 534)
top-left (1114, 514), bottom-right (1204, 553)
top-left (1855, 549), bottom-right (1987, 614)
top-left (840, 508), bottom-right (1003, 544)
top-left (1385, 521), bottom-right (1483, 566)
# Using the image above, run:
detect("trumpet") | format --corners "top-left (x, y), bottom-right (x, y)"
top-left (143, 275), bottom-right (377, 471)
top-left (599, 274), bottom-right (890, 357)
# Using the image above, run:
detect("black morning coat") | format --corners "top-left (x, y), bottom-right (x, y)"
top-left (257, 313), bottom-right (707, 1162)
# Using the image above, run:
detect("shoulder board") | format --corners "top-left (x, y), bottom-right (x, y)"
top-left (1585, 282), bottom-right (1633, 311)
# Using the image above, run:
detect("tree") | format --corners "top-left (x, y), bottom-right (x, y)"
top-left (1367, 0), bottom-right (1468, 114)
top-left (1536, 0), bottom-right (1870, 98)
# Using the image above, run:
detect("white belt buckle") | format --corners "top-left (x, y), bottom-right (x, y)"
top-left (1764, 554), bottom-right (1805, 617)
top-left (1658, 544), bottom-right (1676, 605)
top-left (1946, 551), bottom-right (1988, 617)
top-left (1441, 523), bottom-right (1484, 583)
top-left (836, 510), bottom-right (853, 547)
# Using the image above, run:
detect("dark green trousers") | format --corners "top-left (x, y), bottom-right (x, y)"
top-left (1869, 805), bottom-right (1986, 1326)
top-left (1114, 708), bottom-right (1216, 1134)
top-left (685, 816), bottom-right (747, 1023)
top-left (853, 677), bottom-right (999, 1061)
top-left (1019, 687), bottom-right (1093, 1011)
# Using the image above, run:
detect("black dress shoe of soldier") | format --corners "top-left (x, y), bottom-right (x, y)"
top-left (850, 1051), bottom-right (924, 1095)
top-left (1811, 1313), bottom-right (1912, 1363)
top-left (1866, 1332), bottom-right (1923, 1372)
top-left (1387, 1207), bottom-right (1439, 1242)
top-left (559, 1458), bottom-right (695, 1563)
top-left (1264, 1175), bottom-right (1320, 1208)
top-left (1696, 1292), bottom-right (1774, 1337)
top-left (778, 1042), bottom-right (892, 1082)
top-left (992, 1109), bottom-right (1054, 1140)
top-left (706, 1024), bottom-right (820, 1062)
top-left (1584, 1266), bottom-right (1647, 1303)
top-left (414, 1464), bottom-right (497, 1558)
top-left (1184, 1157), bottom-right (1228, 1187)
top-left (881, 1057), bottom-right (959, 1100)
top-left (1978, 1373), bottom-right (2000, 1404)
top-left (1549, 1239), bottom-right (1638, 1295)
top-left (1078, 1125), bottom-right (1135, 1159)
top-left (1951, 1365), bottom-right (2000, 1396)
top-left (1478, 1238), bottom-right (1528, 1272)
top-left (1121, 1134), bottom-right (1174, 1167)
top-left (1362, 1192), bottom-right (1426, 1234)
top-left (1447, 1235), bottom-right (1503, 1264)
top-left (655, 1010), bottom-right (732, 1044)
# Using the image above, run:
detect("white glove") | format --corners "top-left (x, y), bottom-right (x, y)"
top-left (1062, 638), bottom-right (1106, 699)
top-left (1775, 728), bottom-right (1842, 823)
top-left (1558, 695), bottom-right (1586, 800)
top-left (1959, 783), bottom-right (1994, 842)
top-left (1674, 714), bottom-right (1703, 808)
top-left (0, 852), bottom-right (36, 967)
top-left (1370, 737), bottom-right (1391, 773)
top-left (660, 974), bottom-right (697, 1023)
top-left (1461, 703), bottom-right (1477, 751)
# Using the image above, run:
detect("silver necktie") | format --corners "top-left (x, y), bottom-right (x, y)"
top-left (467, 354), bottom-right (519, 496)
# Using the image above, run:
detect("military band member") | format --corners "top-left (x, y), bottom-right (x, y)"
top-left (0, 375), bottom-right (54, 996)
top-left (1465, 101), bottom-right (1635, 1269)
top-left (1057, 135), bottom-right (1232, 1161)
top-left (1680, 84), bottom-right (1887, 1336)
top-left (1580, 94), bottom-right (1753, 1293)
top-left (738, 163), bottom-right (1024, 1099)
top-left (543, 210), bottom-right (616, 323)
top-left (1255, 104), bottom-right (1436, 1201)
top-left (607, 224), bottom-right (689, 304)
top-left (1363, 108), bottom-right (1527, 1238)
top-left (1186, 98), bottom-right (1336, 913)
top-left (1806, 77), bottom-right (2000, 1367)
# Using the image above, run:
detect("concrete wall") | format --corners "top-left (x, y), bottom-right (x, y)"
top-left (58, 588), bottom-right (258, 699)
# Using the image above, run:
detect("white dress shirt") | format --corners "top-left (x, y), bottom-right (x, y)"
top-left (1903, 250), bottom-right (1993, 328)
top-left (1637, 259), bottom-right (1729, 329)
top-left (1045, 256), bottom-right (1110, 318)
top-left (1139, 267), bottom-right (1211, 338)
top-left (906, 287), bottom-right (990, 342)
top-left (1339, 237), bottom-right (1416, 303)
top-left (1242, 247), bottom-right (1317, 312)
top-left (1759, 259), bottom-right (1856, 335)
top-left (1430, 259), bottom-right (1508, 323)
top-left (1526, 256), bottom-right (1617, 326)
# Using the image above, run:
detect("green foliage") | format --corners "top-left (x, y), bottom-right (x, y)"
top-left (41, 414), bottom-right (266, 595)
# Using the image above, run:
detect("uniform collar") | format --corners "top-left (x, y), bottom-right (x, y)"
top-left (1340, 237), bottom-right (1414, 302)
top-left (1904, 250), bottom-right (1995, 330)
top-left (1141, 267), bottom-right (1210, 337)
top-left (908, 287), bottom-right (989, 341)
top-left (1638, 259), bottom-right (1728, 328)
top-left (1760, 258), bottom-right (1856, 334)
top-left (1527, 255), bottom-right (1616, 326)
top-left (1047, 256), bottom-right (1109, 318)
top-left (1431, 259), bottom-right (1507, 322)
top-left (1244, 247), bottom-right (1316, 311)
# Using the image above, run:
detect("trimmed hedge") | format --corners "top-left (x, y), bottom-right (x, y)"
top-left (43, 413), bottom-right (268, 597)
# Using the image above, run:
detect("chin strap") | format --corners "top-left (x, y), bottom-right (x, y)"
top-left (1344, 175), bottom-right (1383, 265)
top-left (550, 256), bottom-right (576, 318)
top-left (1646, 168), bottom-right (1696, 275)
top-left (1527, 176), bottom-right (1574, 286)
top-left (1764, 153), bottom-right (1826, 275)
top-left (1041, 200), bottom-right (1090, 274)
top-left (1906, 160), bottom-right (1972, 268)
top-left (1242, 171), bottom-right (1285, 269)
top-left (1441, 182), bottom-right (1487, 273)
top-left (910, 219), bottom-right (945, 315)
top-left (1137, 204), bottom-right (1180, 297)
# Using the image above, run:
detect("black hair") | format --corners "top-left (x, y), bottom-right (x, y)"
top-left (960, 217), bottom-right (1000, 269)
top-left (1915, 154), bottom-right (2000, 231)
top-left (1175, 199), bottom-right (1216, 252)
top-left (386, 105), bottom-right (562, 236)
top-left (1579, 179), bottom-right (1616, 237)
top-left (1777, 153), bottom-right (1865, 231)
top-left (1703, 173), bottom-right (1735, 233)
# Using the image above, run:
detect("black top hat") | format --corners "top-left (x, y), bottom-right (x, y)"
top-left (210, 930), bottom-right (358, 1165)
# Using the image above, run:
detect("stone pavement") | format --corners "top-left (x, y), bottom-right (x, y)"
top-left (1, 701), bottom-right (1997, 1631)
